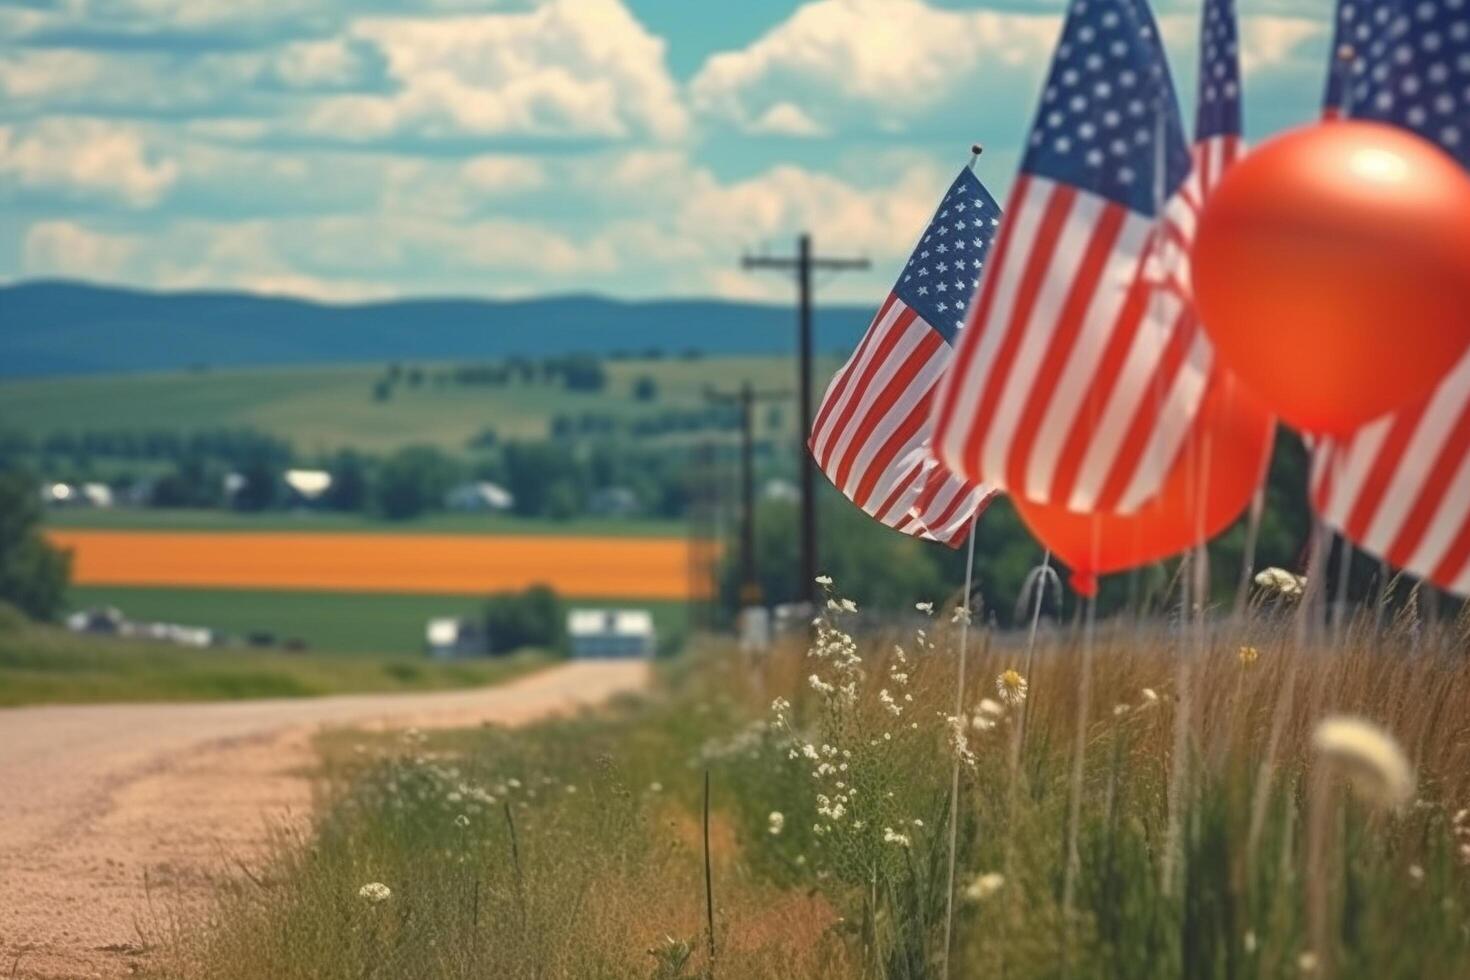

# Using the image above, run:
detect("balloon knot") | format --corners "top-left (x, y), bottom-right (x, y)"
top-left (1071, 571), bottom-right (1098, 597)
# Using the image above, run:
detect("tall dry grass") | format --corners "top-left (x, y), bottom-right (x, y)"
top-left (159, 580), bottom-right (1470, 979)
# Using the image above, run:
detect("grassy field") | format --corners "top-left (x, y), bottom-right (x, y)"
top-left (45, 506), bottom-right (687, 536)
top-left (0, 608), bottom-right (545, 707)
top-left (156, 584), bottom-right (1470, 979)
top-left (69, 585), bottom-right (690, 656)
top-left (0, 355), bottom-right (837, 456)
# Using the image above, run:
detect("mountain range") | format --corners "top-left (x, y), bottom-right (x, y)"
top-left (0, 280), bottom-right (875, 377)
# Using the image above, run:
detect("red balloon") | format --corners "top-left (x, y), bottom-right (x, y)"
top-left (1193, 121), bottom-right (1470, 435)
top-left (1012, 371), bottom-right (1274, 596)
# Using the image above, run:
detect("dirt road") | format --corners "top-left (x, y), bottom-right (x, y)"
top-left (0, 661), bottom-right (649, 979)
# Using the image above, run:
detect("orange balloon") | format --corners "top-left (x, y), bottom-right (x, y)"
top-left (1193, 121), bottom-right (1470, 435)
top-left (1012, 371), bottom-right (1275, 596)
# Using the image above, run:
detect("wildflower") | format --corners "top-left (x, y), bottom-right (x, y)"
top-left (815, 574), bottom-right (833, 586)
top-left (911, 818), bottom-right (924, 828)
top-left (648, 781), bottom-right (663, 793)
top-left (977, 698), bottom-right (1004, 718)
top-left (768, 811), bottom-right (785, 835)
top-left (963, 872), bottom-right (1006, 902)
top-left (1243, 931), bottom-right (1257, 954)
top-left (882, 827), bottom-right (912, 848)
top-left (358, 882), bottom-right (392, 903)
top-left (1113, 703), bottom-right (1131, 717)
top-left (770, 696), bottom-right (791, 716)
top-left (1238, 645), bottom-right (1260, 665)
top-left (808, 674), bottom-right (835, 696)
top-left (951, 605), bottom-right (972, 625)
top-left (1140, 687), bottom-right (1160, 705)
top-left (1408, 864), bottom-right (1425, 882)
top-left (915, 601), bottom-right (934, 614)
top-left (997, 669), bottom-right (1028, 706)
top-left (972, 714), bottom-right (996, 733)
top-left (1255, 566), bottom-right (1307, 597)
top-left (879, 689), bottom-right (903, 716)
top-left (839, 597), bottom-right (858, 613)
top-left (1312, 715), bottom-right (1416, 810)
top-left (1298, 951), bottom-right (1319, 973)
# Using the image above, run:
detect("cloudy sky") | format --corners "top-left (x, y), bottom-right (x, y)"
top-left (0, 0), bottom-right (1332, 303)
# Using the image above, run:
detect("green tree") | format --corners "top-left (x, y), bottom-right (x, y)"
top-left (374, 446), bottom-right (460, 521)
top-left (0, 469), bottom-right (72, 621)
top-left (632, 375), bottom-right (658, 402)
top-left (483, 585), bottom-right (564, 654)
top-left (324, 451), bottom-right (370, 512)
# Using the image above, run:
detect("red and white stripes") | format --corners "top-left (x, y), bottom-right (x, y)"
top-left (809, 293), bottom-right (991, 548)
top-left (931, 174), bottom-right (1212, 516)
top-left (1312, 347), bottom-right (1470, 596)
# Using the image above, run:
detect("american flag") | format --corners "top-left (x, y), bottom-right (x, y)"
top-left (931, 0), bottom-right (1211, 517)
top-left (808, 168), bottom-right (999, 547)
top-left (1311, 0), bottom-right (1470, 595)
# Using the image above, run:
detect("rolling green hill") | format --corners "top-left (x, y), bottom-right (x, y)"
top-left (0, 354), bottom-right (837, 457)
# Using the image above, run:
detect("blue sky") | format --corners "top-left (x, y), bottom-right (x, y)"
top-left (0, 0), bottom-right (1334, 303)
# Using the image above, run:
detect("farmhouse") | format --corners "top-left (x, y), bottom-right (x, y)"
top-left (566, 608), bottom-right (655, 659)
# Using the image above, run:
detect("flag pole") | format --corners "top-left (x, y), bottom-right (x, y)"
top-left (941, 139), bottom-right (985, 980)
top-left (941, 507), bottom-right (981, 980)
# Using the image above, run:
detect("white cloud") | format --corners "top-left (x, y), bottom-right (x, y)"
top-left (267, 38), bottom-right (380, 90)
top-left (1238, 16), bottom-right (1325, 76)
top-left (690, 0), bottom-right (1060, 136)
top-left (750, 103), bottom-right (827, 137)
top-left (0, 51), bottom-right (104, 100)
top-left (303, 0), bottom-right (687, 143)
top-left (0, 120), bottom-right (179, 206)
top-left (460, 155), bottom-right (546, 193)
top-left (23, 221), bottom-right (139, 279)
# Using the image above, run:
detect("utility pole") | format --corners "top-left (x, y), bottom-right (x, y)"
top-left (706, 383), bottom-right (790, 608)
top-left (741, 235), bottom-right (869, 607)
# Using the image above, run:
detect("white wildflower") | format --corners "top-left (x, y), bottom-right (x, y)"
top-left (802, 743), bottom-right (820, 761)
top-left (911, 818), bottom-right (924, 828)
top-left (997, 669), bottom-right (1029, 706)
top-left (879, 688), bottom-right (904, 716)
top-left (454, 814), bottom-right (470, 827)
top-left (1408, 864), bottom-right (1425, 882)
top-left (839, 597), bottom-right (858, 613)
top-left (1298, 951), bottom-right (1319, 973)
top-left (963, 872), bottom-right (1006, 902)
top-left (951, 605), bottom-right (972, 625)
top-left (1243, 931), bottom-right (1258, 954)
top-left (1312, 715), bottom-right (1416, 810)
top-left (358, 882), bottom-right (392, 903)
top-left (649, 781), bottom-right (663, 793)
top-left (815, 574), bottom-right (833, 586)
top-left (808, 674), bottom-right (835, 696)
top-left (768, 811), bottom-right (785, 835)
top-left (915, 601), bottom-right (934, 614)
top-left (977, 698), bottom-right (1005, 718)
top-left (1113, 703), bottom-right (1131, 717)
top-left (1140, 688), bottom-right (1160, 706)
top-left (1255, 566), bottom-right (1307, 597)
top-left (882, 827), bottom-right (912, 848)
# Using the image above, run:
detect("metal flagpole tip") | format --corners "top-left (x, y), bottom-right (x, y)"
top-left (970, 143), bottom-right (983, 156)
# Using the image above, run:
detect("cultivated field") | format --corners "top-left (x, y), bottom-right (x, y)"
top-left (67, 585), bottom-right (690, 657)
top-left (152, 580), bottom-right (1470, 980)
top-left (50, 529), bottom-right (707, 599)
top-left (0, 355), bottom-right (832, 455)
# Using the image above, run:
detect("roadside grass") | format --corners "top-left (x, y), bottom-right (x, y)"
top-left (0, 609), bottom-right (545, 706)
top-left (159, 589), bottom-right (1470, 979)
top-left (67, 585), bottom-right (691, 656)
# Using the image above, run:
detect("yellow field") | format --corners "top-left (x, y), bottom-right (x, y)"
top-left (48, 530), bottom-right (710, 599)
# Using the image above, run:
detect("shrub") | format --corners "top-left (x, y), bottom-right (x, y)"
top-left (483, 585), bottom-right (564, 654)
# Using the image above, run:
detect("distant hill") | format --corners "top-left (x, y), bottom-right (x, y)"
top-left (0, 280), bottom-right (875, 378)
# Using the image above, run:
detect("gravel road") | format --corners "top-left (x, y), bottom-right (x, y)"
top-left (0, 660), bottom-right (649, 979)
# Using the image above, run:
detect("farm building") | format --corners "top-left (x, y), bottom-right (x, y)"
top-left (444, 481), bottom-right (514, 512)
top-left (566, 609), bottom-right (656, 659)
top-left (425, 617), bottom-right (490, 658)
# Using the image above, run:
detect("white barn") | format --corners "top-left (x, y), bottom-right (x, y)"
top-left (566, 609), bottom-right (656, 659)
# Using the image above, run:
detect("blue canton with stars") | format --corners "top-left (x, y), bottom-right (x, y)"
top-left (893, 167), bottom-right (1003, 346)
top-left (1020, 0), bottom-right (1192, 216)
top-left (1335, 0), bottom-right (1470, 168)
top-left (1196, 0), bottom-right (1242, 140)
